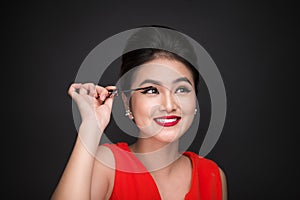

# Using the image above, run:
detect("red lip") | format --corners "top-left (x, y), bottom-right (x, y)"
top-left (154, 115), bottom-right (181, 127)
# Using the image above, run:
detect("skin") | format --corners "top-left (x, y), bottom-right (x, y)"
top-left (129, 60), bottom-right (197, 143)
top-left (51, 58), bottom-right (227, 200)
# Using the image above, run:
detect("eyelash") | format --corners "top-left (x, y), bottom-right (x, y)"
top-left (140, 86), bottom-right (191, 95)
top-left (141, 87), bottom-right (159, 94)
top-left (175, 87), bottom-right (191, 93)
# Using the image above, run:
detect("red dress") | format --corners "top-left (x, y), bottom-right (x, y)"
top-left (103, 143), bottom-right (222, 200)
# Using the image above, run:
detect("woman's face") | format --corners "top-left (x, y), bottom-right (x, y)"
top-left (128, 58), bottom-right (197, 143)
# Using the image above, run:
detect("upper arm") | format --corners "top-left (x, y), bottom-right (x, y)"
top-left (219, 167), bottom-right (228, 200)
top-left (91, 146), bottom-right (115, 200)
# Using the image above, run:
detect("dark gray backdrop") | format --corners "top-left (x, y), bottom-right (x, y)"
top-left (4, 0), bottom-right (297, 199)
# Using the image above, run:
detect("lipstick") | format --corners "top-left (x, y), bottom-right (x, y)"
top-left (154, 116), bottom-right (181, 127)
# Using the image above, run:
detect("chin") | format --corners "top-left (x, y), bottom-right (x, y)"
top-left (153, 129), bottom-right (184, 143)
top-left (137, 121), bottom-right (190, 142)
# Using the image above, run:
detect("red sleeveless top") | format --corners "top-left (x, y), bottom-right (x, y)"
top-left (104, 143), bottom-right (222, 200)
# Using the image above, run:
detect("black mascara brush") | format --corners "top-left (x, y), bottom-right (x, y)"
top-left (107, 86), bottom-right (154, 97)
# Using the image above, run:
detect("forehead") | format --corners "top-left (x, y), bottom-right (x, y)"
top-left (131, 58), bottom-right (194, 87)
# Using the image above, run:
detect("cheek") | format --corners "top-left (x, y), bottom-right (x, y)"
top-left (131, 96), bottom-right (156, 121)
top-left (178, 96), bottom-right (196, 115)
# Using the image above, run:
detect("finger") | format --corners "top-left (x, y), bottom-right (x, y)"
top-left (103, 86), bottom-right (116, 109)
top-left (105, 85), bottom-right (118, 97)
top-left (95, 85), bottom-right (109, 101)
top-left (97, 95), bottom-right (114, 119)
top-left (79, 85), bottom-right (89, 95)
top-left (103, 94), bottom-right (114, 110)
top-left (68, 83), bottom-right (87, 105)
top-left (68, 83), bottom-right (82, 97)
top-left (82, 83), bottom-right (97, 97)
top-left (105, 85), bottom-right (117, 91)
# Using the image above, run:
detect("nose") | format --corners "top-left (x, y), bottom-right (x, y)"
top-left (160, 91), bottom-right (179, 113)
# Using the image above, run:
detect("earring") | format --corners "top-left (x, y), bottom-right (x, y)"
top-left (125, 109), bottom-right (134, 120)
top-left (194, 108), bottom-right (197, 115)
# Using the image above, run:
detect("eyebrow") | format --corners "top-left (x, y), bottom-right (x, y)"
top-left (139, 77), bottom-right (192, 86)
top-left (173, 77), bottom-right (192, 85)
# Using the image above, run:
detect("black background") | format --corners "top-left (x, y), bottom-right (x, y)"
top-left (4, 0), bottom-right (298, 199)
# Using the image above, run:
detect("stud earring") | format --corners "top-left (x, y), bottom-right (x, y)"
top-left (194, 108), bottom-right (197, 115)
top-left (125, 109), bottom-right (134, 120)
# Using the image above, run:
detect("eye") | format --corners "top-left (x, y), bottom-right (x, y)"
top-left (140, 87), bottom-right (159, 94)
top-left (175, 87), bottom-right (191, 94)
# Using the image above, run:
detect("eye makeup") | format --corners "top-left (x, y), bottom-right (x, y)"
top-left (140, 87), bottom-right (159, 94)
top-left (107, 86), bottom-right (156, 97)
top-left (175, 86), bottom-right (192, 93)
top-left (138, 84), bottom-right (193, 95)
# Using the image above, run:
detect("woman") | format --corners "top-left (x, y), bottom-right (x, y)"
top-left (51, 26), bottom-right (227, 200)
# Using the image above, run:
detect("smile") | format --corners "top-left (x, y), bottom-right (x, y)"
top-left (154, 116), bottom-right (181, 127)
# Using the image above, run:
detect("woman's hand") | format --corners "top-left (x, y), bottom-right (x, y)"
top-left (68, 83), bottom-right (116, 133)
top-left (51, 83), bottom-right (116, 200)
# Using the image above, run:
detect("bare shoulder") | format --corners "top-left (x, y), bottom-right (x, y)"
top-left (218, 167), bottom-right (228, 200)
top-left (91, 145), bottom-right (116, 200)
top-left (95, 145), bottom-right (116, 169)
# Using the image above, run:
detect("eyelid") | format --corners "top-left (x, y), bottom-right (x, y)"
top-left (140, 86), bottom-right (159, 94)
top-left (175, 86), bottom-right (191, 93)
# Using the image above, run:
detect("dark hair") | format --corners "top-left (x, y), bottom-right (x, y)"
top-left (119, 26), bottom-right (199, 94)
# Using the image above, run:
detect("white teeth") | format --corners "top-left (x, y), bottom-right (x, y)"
top-left (155, 118), bottom-right (177, 123)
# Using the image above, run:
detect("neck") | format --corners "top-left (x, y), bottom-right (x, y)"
top-left (129, 138), bottom-right (181, 172)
